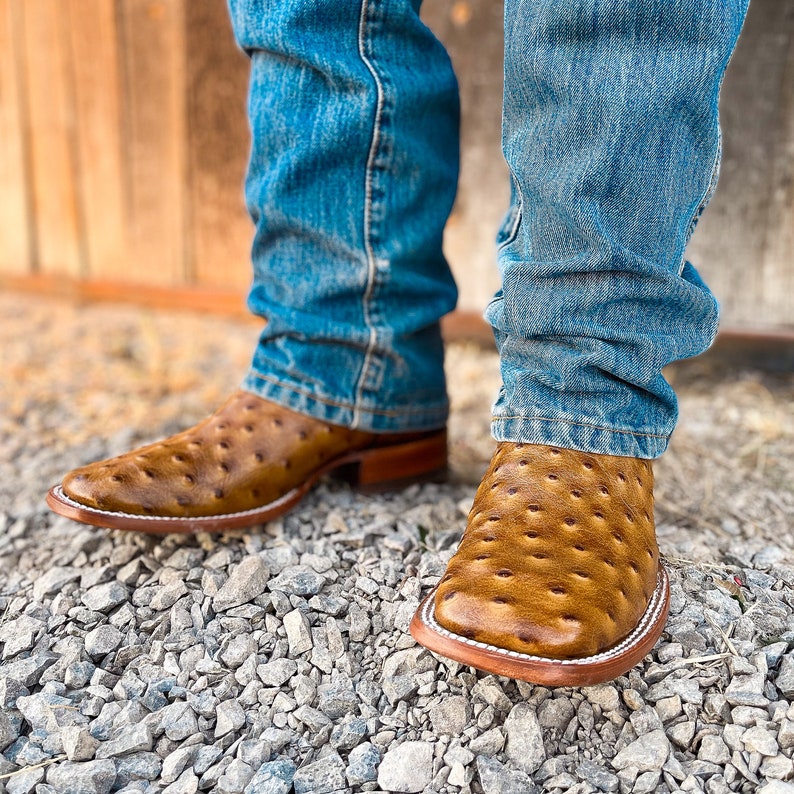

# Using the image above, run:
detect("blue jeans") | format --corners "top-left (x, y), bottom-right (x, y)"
top-left (229, 0), bottom-right (749, 457)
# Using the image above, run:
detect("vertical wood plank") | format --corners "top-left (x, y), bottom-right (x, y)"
top-left (759, 28), bottom-right (794, 327)
top-left (19, 0), bottom-right (83, 277)
top-left (422, 0), bottom-right (508, 314)
top-left (119, 0), bottom-right (186, 286)
top-left (687, 0), bottom-right (794, 329)
top-left (0, 0), bottom-right (31, 275)
top-left (184, 0), bottom-right (252, 292)
top-left (66, 0), bottom-right (129, 280)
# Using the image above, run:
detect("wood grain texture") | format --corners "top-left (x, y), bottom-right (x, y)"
top-left (687, 0), bottom-right (794, 330)
top-left (185, 0), bottom-right (252, 291)
top-left (19, 0), bottom-right (83, 277)
top-left (119, 0), bottom-right (187, 285)
top-left (66, 0), bottom-right (129, 280)
top-left (422, 0), bottom-right (507, 316)
top-left (0, 0), bottom-right (31, 274)
top-left (0, 0), bottom-right (791, 331)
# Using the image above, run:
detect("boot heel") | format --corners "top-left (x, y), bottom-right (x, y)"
top-left (341, 431), bottom-right (448, 491)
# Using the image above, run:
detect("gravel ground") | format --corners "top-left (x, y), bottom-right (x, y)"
top-left (0, 292), bottom-right (793, 794)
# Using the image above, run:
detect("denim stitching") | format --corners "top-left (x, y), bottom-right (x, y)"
top-left (491, 415), bottom-right (669, 440)
top-left (353, 0), bottom-right (385, 428)
top-left (249, 371), bottom-right (447, 419)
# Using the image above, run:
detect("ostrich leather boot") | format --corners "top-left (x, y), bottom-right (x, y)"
top-left (410, 442), bottom-right (669, 686)
top-left (47, 391), bottom-right (447, 534)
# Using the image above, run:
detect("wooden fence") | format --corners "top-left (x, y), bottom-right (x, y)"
top-left (1, 0), bottom-right (792, 331)
top-left (0, 0), bottom-right (251, 298)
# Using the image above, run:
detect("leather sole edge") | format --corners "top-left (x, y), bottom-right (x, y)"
top-left (46, 431), bottom-right (447, 534)
top-left (409, 565), bottom-right (671, 687)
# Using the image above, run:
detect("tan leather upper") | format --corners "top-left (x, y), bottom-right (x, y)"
top-left (434, 442), bottom-right (659, 660)
top-left (62, 391), bottom-right (378, 517)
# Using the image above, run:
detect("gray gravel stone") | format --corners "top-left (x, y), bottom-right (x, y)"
top-left (267, 566), bottom-right (325, 596)
top-left (655, 694), bottom-right (683, 723)
top-left (430, 694), bottom-right (471, 735)
top-left (212, 556), bottom-right (270, 611)
top-left (611, 729), bottom-right (670, 772)
top-left (346, 742), bottom-right (380, 786)
top-left (378, 741), bottom-right (433, 793)
top-left (775, 654), bottom-right (794, 698)
top-left (33, 567), bottom-right (81, 601)
top-left (577, 759), bottom-right (619, 792)
top-left (84, 625), bottom-right (124, 656)
top-left (743, 725), bottom-right (778, 755)
top-left (779, 719), bottom-right (794, 750)
top-left (115, 751), bottom-right (162, 785)
top-left (150, 581), bottom-right (188, 611)
top-left (95, 723), bottom-right (154, 758)
top-left (163, 769), bottom-right (200, 794)
top-left (292, 751), bottom-right (346, 794)
top-left (257, 658), bottom-right (297, 687)
top-left (646, 676), bottom-right (703, 706)
top-left (582, 684), bottom-right (621, 713)
top-left (81, 581), bottom-right (129, 612)
top-left (215, 699), bottom-right (246, 737)
top-left (62, 725), bottom-right (100, 761)
top-left (244, 758), bottom-right (296, 794)
top-left (6, 766), bottom-right (44, 794)
top-left (504, 702), bottom-right (546, 774)
top-left (469, 727), bottom-right (504, 755)
top-left (161, 746), bottom-right (198, 785)
top-left (0, 653), bottom-right (58, 687)
top-left (698, 734), bottom-right (730, 765)
top-left (160, 702), bottom-right (199, 742)
top-left (630, 705), bottom-right (664, 735)
top-left (217, 758), bottom-right (255, 793)
top-left (0, 677), bottom-right (29, 709)
top-left (538, 697), bottom-right (576, 730)
top-left (472, 677), bottom-right (513, 712)
top-left (46, 760), bottom-right (117, 794)
top-left (330, 716), bottom-right (367, 750)
top-left (476, 755), bottom-right (538, 794)
top-left (0, 615), bottom-right (45, 658)
top-left (724, 671), bottom-right (768, 707)
top-left (757, 784), bottom-right (794, 794)
top-left (347, 603), bottom-right (371, 641)
top-left (317, 679), bottom-right (358, 719)
top-left (283, 609), bottom-right (312, 656)
top-left (633, 770), bottom-right (661, 793)
top-left (667, 720), bottom-right (696, 749)
top-left (760, 755), bottom-right (794, 781)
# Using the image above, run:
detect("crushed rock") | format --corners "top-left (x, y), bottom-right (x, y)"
top-left (0, 293), bottom-right (793, 793)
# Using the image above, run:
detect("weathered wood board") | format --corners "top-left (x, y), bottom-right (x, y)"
top-left (0, 0), bottom-right (791, 332)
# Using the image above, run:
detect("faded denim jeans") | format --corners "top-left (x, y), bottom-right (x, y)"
top-left (228, 0), bottom-right (749, 457)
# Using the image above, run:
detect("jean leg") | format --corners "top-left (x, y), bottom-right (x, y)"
top-left (490, 0), bottom-right (749, 458)
top-left (228, 0), bottom-right (459, 432)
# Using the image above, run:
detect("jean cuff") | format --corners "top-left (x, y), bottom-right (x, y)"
top-left (242, 371), bottom-right (449, 433)
top-left (491, 414), bottom-right (670, 459)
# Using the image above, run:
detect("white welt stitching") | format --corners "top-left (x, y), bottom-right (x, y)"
top-left (421, 567), bottom-right (669, 666)
top-left (52, 486), bottom-right (294, 523)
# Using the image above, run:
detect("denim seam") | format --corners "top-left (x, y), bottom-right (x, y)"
top-left (353, 0), bottom-right (385, 429)
top-left (249, 371), bottom-right (446, 418)
top-left (491, 415), bottom-right (669, 440)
